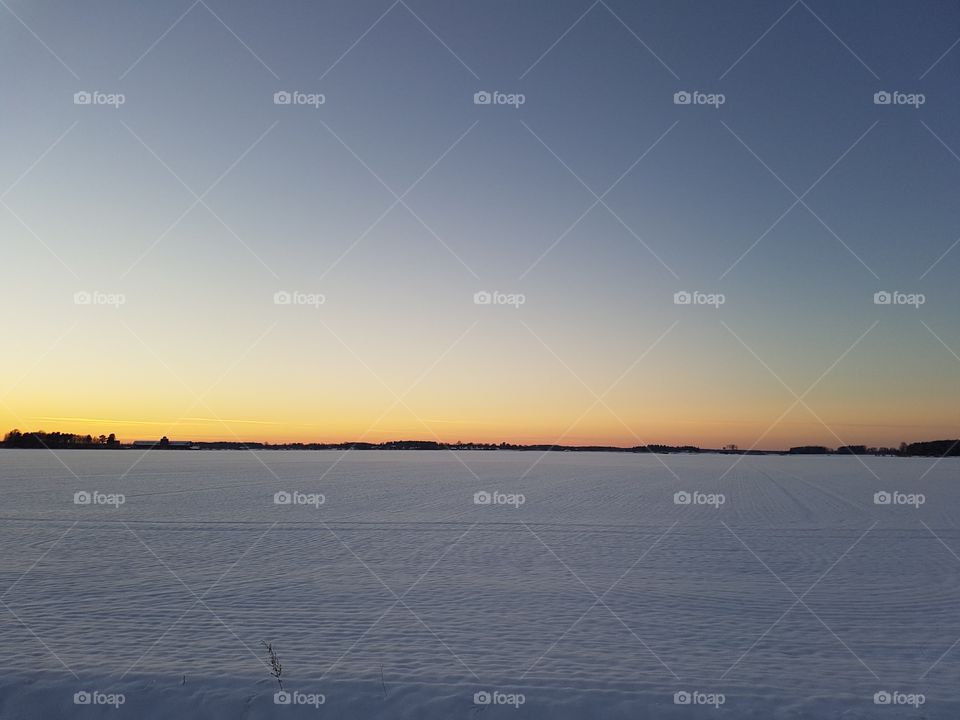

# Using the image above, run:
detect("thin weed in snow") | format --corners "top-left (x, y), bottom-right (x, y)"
top-left (262, 641), bottom-right (283, 691)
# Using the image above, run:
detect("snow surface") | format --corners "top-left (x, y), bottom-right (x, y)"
top-left (0, 449), bottom-right (957, 718)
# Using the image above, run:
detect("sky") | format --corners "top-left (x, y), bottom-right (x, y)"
top-left (1, 0), bottom-right (959, 449)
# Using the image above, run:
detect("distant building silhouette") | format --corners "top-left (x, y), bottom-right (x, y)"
top-left (132, 436), bottom-right (196, 450)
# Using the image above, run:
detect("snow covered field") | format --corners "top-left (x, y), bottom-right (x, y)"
top-left (0, 449), bottom-right (957, 718)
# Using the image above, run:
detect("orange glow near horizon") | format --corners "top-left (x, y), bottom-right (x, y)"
top-left (3, 404), bottom-right (955, 450)
top-left (2, 305), bottom-right (956, 452)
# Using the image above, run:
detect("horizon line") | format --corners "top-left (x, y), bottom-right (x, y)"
top-left (5, 429), bottom-right (958, 456)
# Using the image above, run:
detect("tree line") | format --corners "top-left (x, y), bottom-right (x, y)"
top-left (3, 429), bottom-right (119, 449)
top-left (2, 429), bottom-right (959, 457)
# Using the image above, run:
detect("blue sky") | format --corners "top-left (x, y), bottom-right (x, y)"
top-left (1, 0), bottom-right (959, 447)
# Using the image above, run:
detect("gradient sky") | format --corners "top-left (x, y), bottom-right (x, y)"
top-left (1, 0), bottom-right (959, 448)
